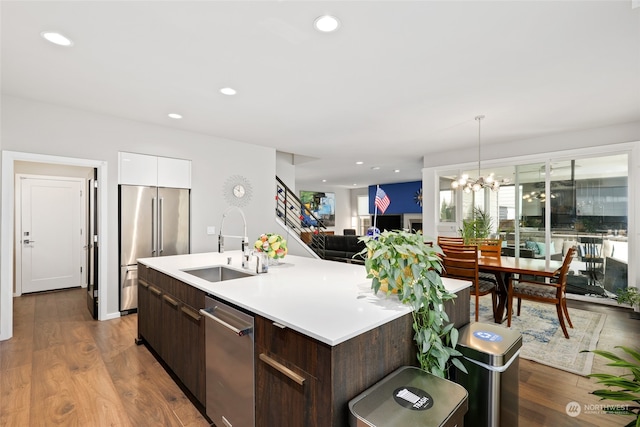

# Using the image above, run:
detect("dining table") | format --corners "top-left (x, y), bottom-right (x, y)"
top-left (478, 256), bottom-right (564, 323)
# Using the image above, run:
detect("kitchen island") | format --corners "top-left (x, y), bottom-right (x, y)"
top-left (137, 252), bottom-right (470, 427)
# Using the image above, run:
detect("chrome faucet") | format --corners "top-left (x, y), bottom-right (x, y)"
top-left (218, 207), bottom-right (249, 267)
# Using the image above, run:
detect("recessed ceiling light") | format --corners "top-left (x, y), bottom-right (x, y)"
top-left (371, 166), bottom-right (380, 170)
top-left (322, 179), bottom-right (327, 183)
top-left (394, 169), bottom-right (400, 173)
top-left (356, 161), bottom-right (364, 165)
top-left (314, 15), bottom-right (340, 33)
top-left (41, 31), bottom-right (73, 46)
top-left (168, 113), bottom-right (182, 119)
top-left (220, 87), bottom-right (237, 96)
top-left (353, 183), bottom-right (357, 186)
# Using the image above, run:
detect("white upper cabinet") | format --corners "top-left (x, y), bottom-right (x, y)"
top-left (119, 152), bottom-right (191, 189)
top-left (157, 156), bottom-right (191, 189)
top-left (119, 152), bottom-right (157, 186)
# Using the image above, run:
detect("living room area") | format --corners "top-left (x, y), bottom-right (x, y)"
top-left (288, 149), bottom-right (633, 309)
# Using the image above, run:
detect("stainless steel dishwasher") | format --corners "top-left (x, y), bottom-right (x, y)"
top-left (200, 296), bottom-right (255, 427)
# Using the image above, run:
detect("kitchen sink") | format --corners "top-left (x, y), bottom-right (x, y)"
top-left (181, 266), bottom-right (254, 282)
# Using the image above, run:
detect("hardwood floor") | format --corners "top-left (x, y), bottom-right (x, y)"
top-left (1, 289), bottom-right (638, 426)
top-left (0, 288), bottom-right (210, 427)
top-left (519, 299), bottom-right (640, 427)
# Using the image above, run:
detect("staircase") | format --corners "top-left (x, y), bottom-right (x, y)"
top-left (276, 176), bottom-right (330, 258)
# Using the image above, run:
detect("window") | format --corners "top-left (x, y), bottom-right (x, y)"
top-left (439, 153), bottom-right (629, 301)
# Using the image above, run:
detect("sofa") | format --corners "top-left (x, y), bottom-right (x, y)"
top-left (311, 234), bottom-right (366, 264)
top-left (500, 233), bottom-right (566, 260)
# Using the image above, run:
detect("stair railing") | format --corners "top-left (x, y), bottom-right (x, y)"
top-left (275, 176), bottom-right (330, 258)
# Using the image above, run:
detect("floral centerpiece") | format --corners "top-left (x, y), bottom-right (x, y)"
top-left (254, 233), bottom-right (288, 262)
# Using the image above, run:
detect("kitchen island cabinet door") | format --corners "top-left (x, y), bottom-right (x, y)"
top-left (160, 293), bottom-right (181, 373)
top-left (256, 348), bottom-right (319, 427)
top-left (255, 316), bottom-right (332, 427)
top-left (254, 312), bottom-right (415, 427)
top-left (137, 278), bottom-right (151, 342)
top-left (145, 283), bottom-right (163, 352)
top-left (179, 304), bottom-right (205, 404)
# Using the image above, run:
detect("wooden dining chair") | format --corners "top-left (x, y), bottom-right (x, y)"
top-left (440, 243), bottom-right (497, 322)
top-left (437, 236), bottom-right (464, 246)
top-left (471, 238), bottom-right (502, 259)
top-left (466, 238), bottom-right (503, 286)
top-left (508, 247), bottom-right (576, 339)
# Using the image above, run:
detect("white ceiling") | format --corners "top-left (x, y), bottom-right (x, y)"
top-left (2, 1), bottom-right (639, 189)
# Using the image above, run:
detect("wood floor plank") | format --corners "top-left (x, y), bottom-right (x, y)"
top-left (69, 367), bottom-right (134, 427)
top-left (0, 363), bottom-right (32, 424)
top-left (0, 330), bottom-right (34, 371)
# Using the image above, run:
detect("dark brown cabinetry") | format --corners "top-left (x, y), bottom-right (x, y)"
top-left (255, 313), bottom-right (416, 427)
top-left (138, 264), bottom-right (462, 426)
top-left (137, 264), bottom-right (206, 405)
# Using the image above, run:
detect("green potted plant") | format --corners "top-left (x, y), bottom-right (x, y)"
top-left (584, 346), bottom-right (640, 427)
top-left (358, 229), bottom-right (466, 378)
top-left (459, 207), bottom-right (493, 244)
top-left (616, 287), bottom-right (640, 320)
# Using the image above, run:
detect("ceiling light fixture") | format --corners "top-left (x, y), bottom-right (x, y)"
top-left (356, 161), bottom-right (364, 165)
top-left (40, 31), bottom-right (73, 47)
top-left (451, 115), bottom-right (508, 193)
top-left (394, 169), bottom-right (400, 173)
top-left (314, 15), bottom-right (340, 32)
top-left (371, 166), bottom-right (380, 170)
top-left (220, 87), bottom-right (237, 96)
top-left (168, 113), bottom-right (182, 119)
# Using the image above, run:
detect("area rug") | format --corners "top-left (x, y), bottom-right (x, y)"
top-left (471, 297), bottom-right (606, 376)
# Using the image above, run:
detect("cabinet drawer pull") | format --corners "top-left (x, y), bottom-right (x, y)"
top-left (259, 353), bottom-right (305, 386)
top-left (139, 279), bottom-right (150, 289)
top-left (272, 322), bottom-right (287, 329)
top-left (148, 286), bottom-right (161, 296)
top-left (162, 294), bottom-right (178, 307)
top-left (181, 306), bottom-right (201, 321)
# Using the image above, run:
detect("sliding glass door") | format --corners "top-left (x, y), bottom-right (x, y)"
top-left (440, 153), bottom-right (629, 301)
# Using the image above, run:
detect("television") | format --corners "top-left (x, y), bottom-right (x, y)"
top-left (372, 215), bottom-right (403, 232)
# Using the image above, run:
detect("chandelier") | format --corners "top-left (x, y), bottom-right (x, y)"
top-left (451, 115), bottom-right (507, 193)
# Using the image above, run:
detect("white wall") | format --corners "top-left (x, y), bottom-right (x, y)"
top-left (276, 151), bottom-right (296, 193)
top-left (424, 121), bottom-right (640, 168)
top-left (1, 95), bottom-right (277, 338)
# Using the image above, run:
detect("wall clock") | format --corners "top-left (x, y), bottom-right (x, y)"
top-left (224, 175), bottom-right (253, 207)
top-left (414, 188), bottom-right (423, 207)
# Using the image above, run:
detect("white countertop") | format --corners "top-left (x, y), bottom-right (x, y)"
top-left (137, 251), bottom-right (471, 346)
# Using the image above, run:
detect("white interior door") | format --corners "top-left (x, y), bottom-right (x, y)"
top-left (20, 177), bottom-right (83, 293)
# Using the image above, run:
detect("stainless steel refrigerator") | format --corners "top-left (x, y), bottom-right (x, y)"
top-left (119, 185), bottom-right (190, 313)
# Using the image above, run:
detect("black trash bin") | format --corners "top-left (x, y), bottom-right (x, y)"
top-left (452, 322), bottom-right (522, 427)
top-left (348, 366), bottom-right (468, 427)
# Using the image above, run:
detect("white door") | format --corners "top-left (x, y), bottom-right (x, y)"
top-left (21, 177), bottom-right (83, 293)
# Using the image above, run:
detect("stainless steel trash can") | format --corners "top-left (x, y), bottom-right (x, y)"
top-left (452, 322), bottom-right (522, 427)
top-left (348, 366), bottom-right (468, 427)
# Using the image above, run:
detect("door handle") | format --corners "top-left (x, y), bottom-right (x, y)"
top-left (23, 239), bottom-right (35, 244)
top-left (151, 197), bottom-right (157, 254)
top-left (259, 353), bottom-right (305, 386)
top-left (159, 197), bottom-right (164, 253)
top-left (199, 307), bottom-right (252, 337)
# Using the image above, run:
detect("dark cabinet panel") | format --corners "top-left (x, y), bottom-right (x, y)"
top-left (254, 313), bottom-right (415, 427)
top-left (137, 266), bottom-right (206, 406)
top-left (179, 304), bottom-right (205, 403)
top-left (255, 347), bottom-right (319, 427)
